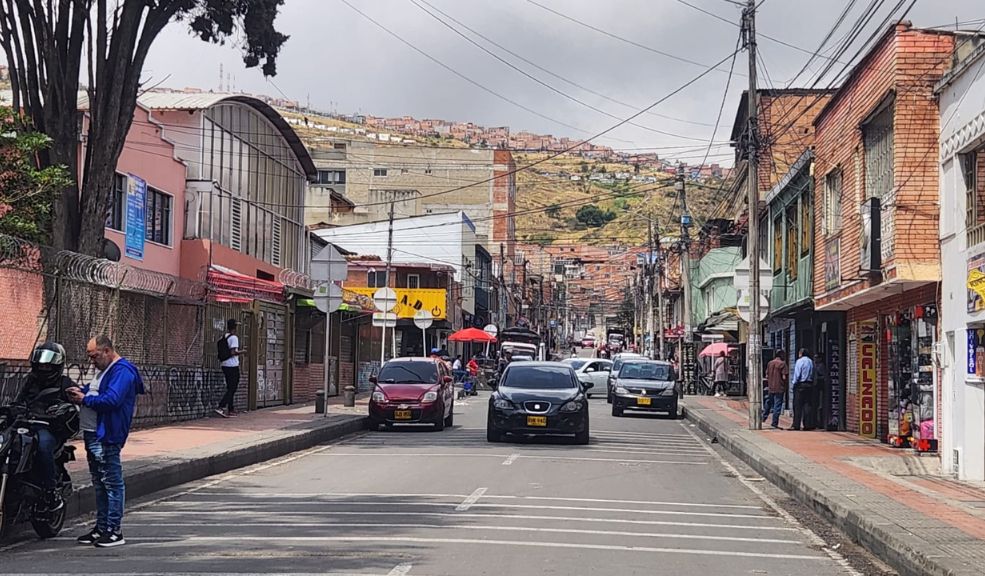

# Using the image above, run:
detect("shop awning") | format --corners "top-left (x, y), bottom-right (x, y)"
top-left (208, 265), bottom-right (285, 303)
top-left (700, 309), bottom-right (740, 333)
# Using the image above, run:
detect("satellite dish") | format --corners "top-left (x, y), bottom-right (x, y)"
top-left (101, 238), bottom-right (121, 262)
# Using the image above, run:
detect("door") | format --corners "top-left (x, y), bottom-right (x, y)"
top-left (256, 303), bottom-right (288, 408)
top-left (592, 361), bottom-right (612, 390)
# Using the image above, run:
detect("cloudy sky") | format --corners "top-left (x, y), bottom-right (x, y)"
top-left (142, 0), bottom-right (984, 164)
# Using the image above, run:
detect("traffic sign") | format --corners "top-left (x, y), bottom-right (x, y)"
top-left (414, 309), bottom-right (434, 330)
top-left (372, 311), bottom-right (398, 328)
top-left (483, 323), bottom-right (498, 338)
top-left (311, 244), bottom-right (348, 283)
top-left (736, 289), bottom-right (769, 323)
top-left (313, 282), bottom-right (343, 314)
top-left (373, 287), bottom-right (397, 312)
top-left (732, 256), bottom-right (774, 293)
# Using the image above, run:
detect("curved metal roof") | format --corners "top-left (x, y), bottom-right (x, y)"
top-left (138, 92), bottom-right (316, 179)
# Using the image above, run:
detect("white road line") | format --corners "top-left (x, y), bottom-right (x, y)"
top-left (4, 574), bottom-right (398, 576)
top-left (122, 521), bottom-right (804, 545)
top-left (47, 535), bottom-right (828, 560)
top-left (129, 510), bottom-right (799, 531)
top-left (455, 487), bottom-right (487, 511)
top-left (312, 452), bottom-right (708, 465)
top-left (181, 492), bottom-right (762, 510)
top-left (387, 564), bottom-right (413, 576)
top-left (678, 421), bottom-right (864, 575)
top-left (152, 500), bottom-right (772, 519)
top-left (502, 453), bottom-right (519, 465)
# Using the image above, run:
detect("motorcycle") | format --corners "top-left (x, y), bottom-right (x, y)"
top-left (0, 403), bottom-right (77, 539)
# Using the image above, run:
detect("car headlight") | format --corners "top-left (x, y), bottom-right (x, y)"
top-left (371, 390), bottom-right (387, 403)
top-left (493, 398), bottom-right (514, 410)
top-left (660, 387), bottom-right (676, 396)
top-left (615, 386), bottom-right (629, 395)
top-left (561, 400), bottom-right (582, 412)
top-left (422, 389), bottom-right (439, 402)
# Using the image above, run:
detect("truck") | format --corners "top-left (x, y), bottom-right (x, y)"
top-left (606, 328), bottom-right (627, 354)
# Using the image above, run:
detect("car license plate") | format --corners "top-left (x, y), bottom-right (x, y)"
top-left (637, 397), bottom-right (652, 406)
top-left (527, 415), bottom-right (547, 427)
top-left (394, 410), bottom-right (412, 420)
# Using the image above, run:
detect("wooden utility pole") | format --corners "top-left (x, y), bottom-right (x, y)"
top-left (744, 0), bottom-right (763, 430)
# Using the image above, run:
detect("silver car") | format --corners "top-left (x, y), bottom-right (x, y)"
top-left (561, 358), bottom-right (612, 399)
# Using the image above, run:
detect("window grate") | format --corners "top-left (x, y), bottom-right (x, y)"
top-left (230, 198), bottom-right (242, 251)
top-left (271, 217), bottom-right (282, 267)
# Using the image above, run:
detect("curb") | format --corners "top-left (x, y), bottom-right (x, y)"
top-left (57, 414), bottom-right (367, 528)
top-left (682, 403), bottom-right (980, 576)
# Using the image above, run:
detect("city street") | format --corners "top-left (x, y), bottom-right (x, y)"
top-left (2, 391), bottom-right (863, 576)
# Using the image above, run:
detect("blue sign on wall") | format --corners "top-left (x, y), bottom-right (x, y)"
top-left (124, 174), bottom-right (146, 261)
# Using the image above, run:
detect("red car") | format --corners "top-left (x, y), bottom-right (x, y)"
top-left (368, 357), bottom-right (456, 431)
top-left (580, 336), bottom-right (596, 348)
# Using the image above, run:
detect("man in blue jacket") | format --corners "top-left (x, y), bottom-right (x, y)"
top-left (67, 335), bottom-right (144, 548)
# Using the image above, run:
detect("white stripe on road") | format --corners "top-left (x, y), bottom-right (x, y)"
top-left (123, 521), bottom-right (803, 544)
top-left (49, 535), bottom-right (827, 560)
top-left (312, 453), bottom-right (708, 465)
top-left (130, 510), bottom-right (799, 531)
top-left (388, 564), bottom-right (413, 576)
top-left (455, 487), bottom-right (487, 511)
top-left (502, 453), bottom-right (519, 465)
top-left (153, 500), bottom-right (771, 519)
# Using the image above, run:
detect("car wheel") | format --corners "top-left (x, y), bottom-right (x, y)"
top-left (574, 428), bottom-right (590, 445)
top-left (434, 406), bottom-right (446, 431)
top-left (444, 406), bottom-right (454, 428)
top-left (486, 425), bottom-right (503, 442)
top-left (606, 390), bottom-right (612, 404)
top-left (611, 403), bottom-right (623, 417)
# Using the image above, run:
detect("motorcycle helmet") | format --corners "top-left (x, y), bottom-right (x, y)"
top-left (30, 342), bottom-right (66, 385)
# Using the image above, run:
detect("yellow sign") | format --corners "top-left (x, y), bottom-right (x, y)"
top-left (349, 287), bottom-right (447, 320)
top-left (968, 268), bottom-right (985, 303)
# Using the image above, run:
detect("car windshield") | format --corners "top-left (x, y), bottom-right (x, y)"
top-left (378, 362), bottom-right (438, 384)
top-left (611, 356), bottom-right (640, 372)
top-left (564, 359), bottom-right (588, 370)
top-left (503, 366), bottom-right (577, 390)
top-left (618, 362), bottom-right (672, 381)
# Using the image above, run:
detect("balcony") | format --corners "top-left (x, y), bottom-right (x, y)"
top-left (970, 221), bottom-right (985, 248)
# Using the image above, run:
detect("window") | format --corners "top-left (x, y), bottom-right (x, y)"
top-left (862, 103), bottom-right (894, 200)
top-left (333, 142), bottom-right (347, 150)
top-left (800, 194), bottom-right (812, 256)
top-left (145, 187), bottom-right (172, 246)
top-left (373, 168), bottom-right (388, 177)
top-left (824, 169), bottom-right (843, 235)
top-left (963, 149), bottom-right (985, 246)
top-left (406, 274), bottom-right (420, 289)
top-left (786, 204), bottom-right (798, 280)
top-left (368, 270), bottom-right (388, 288)
top-left (106, 173), bottom-right (127, 231)
top-left (315, 170), bottom-right (346, 185)
top-left (772, 214), bottom-right (783, 273)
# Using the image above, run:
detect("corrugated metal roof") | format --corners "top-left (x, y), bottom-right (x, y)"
top-left (138, 91), bottom-right (240, 110)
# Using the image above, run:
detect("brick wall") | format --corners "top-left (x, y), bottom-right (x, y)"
top-left (293, 362), bottom-right (326, 403)
top-left (758, 93), bottom-right (832, 192)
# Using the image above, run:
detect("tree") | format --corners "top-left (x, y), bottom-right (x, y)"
top-left (0, 107), bottom-right (71, 243)
top-left (0, 1), bottom-right (288, 255)
top-left (575, 204), bottom-right (616, 228)
top-left (545, 203), bottom-right (561, 219)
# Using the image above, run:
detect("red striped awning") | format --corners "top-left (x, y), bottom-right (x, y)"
top-left (208, 265), bottom-right (285, 303)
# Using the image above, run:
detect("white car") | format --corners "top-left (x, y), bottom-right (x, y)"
top-left (561, 357), bottom-right (613, 399)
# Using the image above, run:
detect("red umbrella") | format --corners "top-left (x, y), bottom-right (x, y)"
top-left (448, 327), bottom-right (497, 343)
top-left (699, 342), bottom-right (735, 357)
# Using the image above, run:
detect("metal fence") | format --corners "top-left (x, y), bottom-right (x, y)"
top-left (0, 234), bottom-right (236, 425)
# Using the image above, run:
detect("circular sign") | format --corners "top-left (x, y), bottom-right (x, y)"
top-left (372, 287), bottom-right (397, 312)
top-left (414, 309), bottom-right (434, 330)
top-left (483, 323), bottom-right (498, 337)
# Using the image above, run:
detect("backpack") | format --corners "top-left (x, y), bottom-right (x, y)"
top-left (217, 334), bottom-right (232, 362)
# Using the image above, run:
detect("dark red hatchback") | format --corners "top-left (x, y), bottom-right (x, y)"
top-left (368, 357), bottom-right (455, 431)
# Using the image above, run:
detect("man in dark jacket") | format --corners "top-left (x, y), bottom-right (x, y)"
top-left (67, 335), bottom-right (144, 548)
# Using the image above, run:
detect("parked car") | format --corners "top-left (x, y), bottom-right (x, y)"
top-left (368, 357), bottom-right (455, 431)
top-left (487, 362), bottom-right (590, 444)
top-left (605, 352), bottom-right (644, 403)
top-left (610, 360), bottom-right (678, 418)
top-left (561, 358), bottom-right (612, 399)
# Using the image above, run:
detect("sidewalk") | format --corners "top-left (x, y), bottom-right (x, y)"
top-left (683, 395), bottom-right (985, 576)
top-left (58, 398), bottom-right (367, 526)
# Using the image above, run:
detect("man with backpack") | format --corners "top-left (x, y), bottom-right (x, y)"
top-left (216, 318), bottom-right (244, 418)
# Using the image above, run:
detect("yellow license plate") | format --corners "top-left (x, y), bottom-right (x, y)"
top-left (394, 410), bottom-right (412, 420)
top-left (637, 397), bottom-right (652, 406)
top-left (527, 415), bottom-right (547, 427)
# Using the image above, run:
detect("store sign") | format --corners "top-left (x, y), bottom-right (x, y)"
top-left (858, 320), bottom-right (878, 438)
top-left (967, 253), bottom-right (985, 312)
top-left (968, 328), bottom-right (985, 377)
top-left (824, 239), bottom-right (840, 291)
top-left (350, 287), bottom-right (446, 320)
top-left (827, 340), bottom-right (842, 430)
top-left (124, 174), bottom-right (146, 261)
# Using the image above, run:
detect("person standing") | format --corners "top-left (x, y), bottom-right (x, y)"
top-left (713, 351), bottom-right (728, 397)
top-left (763, 350), bottom-right (788, 429)
top-left (216, 318), bottom-right (244, 418)
top-left (67, 335), bottom-right (144, 548)
top-left (789, 348), bottom-right (815, 431)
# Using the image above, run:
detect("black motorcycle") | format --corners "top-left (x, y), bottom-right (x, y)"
top-left (0, 403), bottom-right (77, 539)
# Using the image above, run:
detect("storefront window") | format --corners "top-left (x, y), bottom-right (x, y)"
top-left (887, 305), bottom-right (938, 448)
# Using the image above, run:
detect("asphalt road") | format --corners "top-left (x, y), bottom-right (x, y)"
top-left (0, 384), bottom-right (871, 576)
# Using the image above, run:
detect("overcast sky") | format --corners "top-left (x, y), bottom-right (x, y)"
top-left (142, 0), bottom-right (984, 164)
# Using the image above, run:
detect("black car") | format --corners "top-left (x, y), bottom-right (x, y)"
top-left (487, 362), bottom-right (590, 444)
top-left (610, 360), bottom-right (679, 418)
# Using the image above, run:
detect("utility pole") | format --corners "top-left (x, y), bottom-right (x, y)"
top-left (677, 165), bottom-right (693, 392)
top-left (647, 218), bottom-right (655, 359)
top-left (499, 243), bottom-right (507, 327)
top-left (382, 202), bottom-right (395, 364)
top-left (743, 0), bottom-right (763, 430)
top-left (656, 220), bottom-right (665, 360)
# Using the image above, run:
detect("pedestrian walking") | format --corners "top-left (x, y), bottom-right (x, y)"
top-left (216, 318), bottom-right (244, 418)
top-left (789, 348), bottom-right (815, 431)
top-left (67, 335), bottom-right (144, 547)
top-left (713, 351), bottom-right (728, 397)
top-left (763, 350), bottom-right (788, 429)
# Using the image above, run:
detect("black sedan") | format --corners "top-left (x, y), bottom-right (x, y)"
top-left (487, 362), bottom-right (590, 444)
top-left (610, 360), bottom-right (679, 418)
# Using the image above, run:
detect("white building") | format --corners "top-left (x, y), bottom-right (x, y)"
top-left (938, 37), bottom-right (985, 482)
top-left (314, 211), bottom-right (477, 314)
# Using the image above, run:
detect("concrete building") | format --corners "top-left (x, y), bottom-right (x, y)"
top-left (937, 34), bottom-right (985, 481)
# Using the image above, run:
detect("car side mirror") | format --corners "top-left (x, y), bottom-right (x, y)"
top-left (582, 381), bottom-right (594, 390)
top-left (369, 375), bottom-right (378, 384)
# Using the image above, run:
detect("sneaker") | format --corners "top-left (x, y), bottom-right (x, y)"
top-left (214, 408), bottom-right (228, 418)
top-left (77, 528), bottom-right (102, 545)
top-left (94, 531), bottom-right (125, 547)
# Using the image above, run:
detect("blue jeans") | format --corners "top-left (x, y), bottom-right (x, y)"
top-left (34, 427), bottom-right (58, 489)
top-left (84, 432), bottom-right (125, 532)
top-left (763, 392), bottom-right (784, 427)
